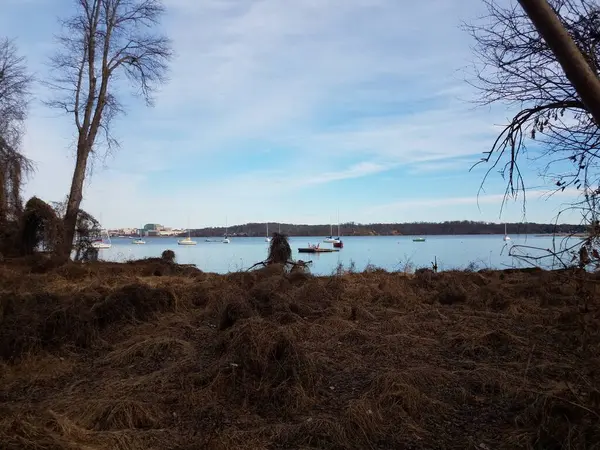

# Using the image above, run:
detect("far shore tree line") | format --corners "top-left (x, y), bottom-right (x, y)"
top-left (186, 221), bottom-right (587, 238)
top-left (0, 0), bottom-right (599, 269)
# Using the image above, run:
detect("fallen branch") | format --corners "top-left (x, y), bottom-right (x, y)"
top-left (246, 259), bottom-right (312, 272)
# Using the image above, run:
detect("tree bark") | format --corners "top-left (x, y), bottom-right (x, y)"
top-left (0, 169), bottom-right (6, 222)
top-left (517, 0), bottom-right (600, 126)
top-left (59, 142), bottom-right (91, 261)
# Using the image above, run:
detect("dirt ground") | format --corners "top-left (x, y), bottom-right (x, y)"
top-left (0, 258), bottom-right (599, 449)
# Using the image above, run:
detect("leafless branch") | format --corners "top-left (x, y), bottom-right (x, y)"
top-left (46, 0), bottom-right (172, 154)
top-left (466, 0), bottom-right (600, 195)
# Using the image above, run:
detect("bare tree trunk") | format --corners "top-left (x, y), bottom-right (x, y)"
top-left (60, 114), bottom-right (104, 261)
top-left (60, 146), bottom-right (89, 260)
top-left (518, 0), bottom-right (600, 125)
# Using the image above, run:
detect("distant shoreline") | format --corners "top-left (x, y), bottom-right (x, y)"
top-left (110, 232), bottom-right (588, 238)
top-left (110, 221), bottom-right (587, 239)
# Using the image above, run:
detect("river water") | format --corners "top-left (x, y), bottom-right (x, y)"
top-left (95, 234), bottom-right (582, 275)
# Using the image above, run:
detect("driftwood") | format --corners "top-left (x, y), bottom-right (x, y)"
top-left (247, 259), bottom-right (313, 272)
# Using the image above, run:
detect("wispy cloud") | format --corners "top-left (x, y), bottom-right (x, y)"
top-left (366, 188), bottom-right (582, 219)
top-left (300, 162), bottom-right (391, 186)
top-left (407, 158), bottom-right (479, 174)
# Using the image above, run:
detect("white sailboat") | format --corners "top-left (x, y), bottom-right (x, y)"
top-left (323, 220), bottom-right (336, 243)
top-left (91, 229), bottom-right (112, 249)
top-left (178, 221), bottom-right (197, 246)
top-left (503, 223), bottom-right (511, 241)
top-left (132, 227), bottom-right (146, 244)
top-left (265, 222), bottom-right (271, 243)
top-left (222, 217), bottom-right (230, 244)
top-left (333, 211), bottom-right (343, 248)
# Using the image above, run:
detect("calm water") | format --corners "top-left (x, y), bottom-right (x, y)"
top-left (96, 235), bottom-right (581, 275)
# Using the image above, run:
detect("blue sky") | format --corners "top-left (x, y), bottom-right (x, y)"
top-left (1, 0), bottom-right (582, 228)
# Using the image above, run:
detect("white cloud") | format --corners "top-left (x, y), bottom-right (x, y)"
top-left (407, 158), bottom-right (478, 174)
top-left (121, 0), bottom-right (501, 166)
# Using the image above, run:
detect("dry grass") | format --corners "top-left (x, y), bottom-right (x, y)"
top-left (0, 260), bottom-right (599, 449)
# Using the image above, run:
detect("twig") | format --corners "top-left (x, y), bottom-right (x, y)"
top-left (522, 344), bottom-right (536, 385)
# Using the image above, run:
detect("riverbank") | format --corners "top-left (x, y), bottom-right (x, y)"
top-left (1, 259), bottom-right (598, 449)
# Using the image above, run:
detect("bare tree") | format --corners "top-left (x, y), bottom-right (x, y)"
top-left (465, 0), bottom-right (600, 268)
top-left (0, 37), bottom-right (33, 222)
top-left (518, 0), bottom-right (600, 125)
top-left (47, 0), bottom-right (172, 261)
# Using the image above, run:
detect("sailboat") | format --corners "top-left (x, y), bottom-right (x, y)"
top-left (222, 217), bottom-right (230, 244)
top-left (178, 221), bottom-right (197, 245)
top-left (265, 222), bottom-right (271, 243)
top-left (178, 231), bottom-right (197, 245)
top-left (333, 211), bottom-right (343, 248)
top-left (323, 220), bottom-right (336, 243)
top-left (503, 223), bottom-right (511, 241)
top-left (91, 229), bottom-right (112, 249)
top-left (132, 227), bottom-right (146, 244)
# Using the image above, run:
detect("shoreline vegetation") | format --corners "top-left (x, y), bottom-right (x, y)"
top-left (1, 257), bottom-right (598, 449)
top-left (123, 221), bottom-right (588, 238)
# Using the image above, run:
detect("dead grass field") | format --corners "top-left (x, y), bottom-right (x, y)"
top-left (0, 259), bottom-right (599, 449)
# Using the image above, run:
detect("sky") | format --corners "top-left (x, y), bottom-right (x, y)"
top-left (0, 0), bottom-right (584, 228)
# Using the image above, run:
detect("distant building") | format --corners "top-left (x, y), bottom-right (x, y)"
top-left (108, 225), bottom-right (182, 237)
top-left (143, 223), bottom-right (163, 231)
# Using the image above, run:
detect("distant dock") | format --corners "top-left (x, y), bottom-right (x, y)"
top-left (298, 247), bottom-right (340, 254)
